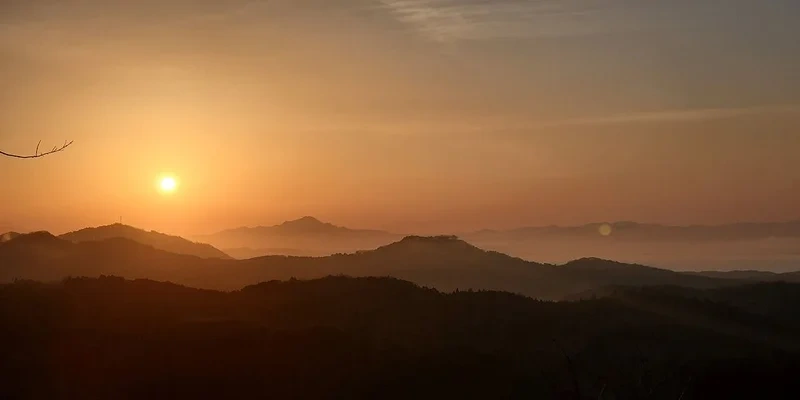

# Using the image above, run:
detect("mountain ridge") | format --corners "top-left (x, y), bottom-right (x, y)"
top-left (59, 223), bottom-right (231, 259)
top-left (192, 218), bottom-right (800, 268)
top-left (0, 231), bottom-right (22, 243)
top-left (196, 216), bottom-right (402, 257)
top-left (211, 216), bottom-right (391, 236)
top-left (5, 231), bottom-right (789, 300)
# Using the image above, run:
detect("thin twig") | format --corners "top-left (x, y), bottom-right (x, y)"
top-left (0, 140), bottom-right (74, 159)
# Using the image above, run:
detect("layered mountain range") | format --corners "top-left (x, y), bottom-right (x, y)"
top-left (2, 225), bottom-right (799, 300)
top-left (190, 217), bottom-right (800, 271)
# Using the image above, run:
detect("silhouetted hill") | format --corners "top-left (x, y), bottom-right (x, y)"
top-left (60, 223), bottom-right (230, 259)
top-left (0, 233), bottom-right (768, 300)
top-left (559, 258), bottom-right (733, 288)
top-left (569, 282), bottom-right (800, 337)
top-left (1, 276), bottom-right (799, 398)
top-left (688, 270), bottom-right (799, 282)
top-left (271, 216), bottom-right (351, 234)
top-left (0, 233), bottom-right (227, 284)
top-left (3, 231), bottom-right (61, 245)
top-left (196, 217), bottom-right (402, 258)
top-left (0, 231), bottom-right (21, 243)
top-left (783, 271), bottom-right (800, 281)
top-left (366, 235), bottom-right (522, 264)
top-left (0, 231), bottom-right (73, 258)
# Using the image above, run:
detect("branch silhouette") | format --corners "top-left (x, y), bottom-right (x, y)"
top-left (0, 140), bottom-right (74, 159)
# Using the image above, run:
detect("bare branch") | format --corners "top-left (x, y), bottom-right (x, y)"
top-left (0, 140), bottom-right (74, 159)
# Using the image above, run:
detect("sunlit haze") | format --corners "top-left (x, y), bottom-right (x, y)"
top-left (2, 0), bottom-right (799, 236)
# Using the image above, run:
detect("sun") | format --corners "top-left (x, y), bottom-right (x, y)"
top-left (159, 176), bottom-right (178, 193)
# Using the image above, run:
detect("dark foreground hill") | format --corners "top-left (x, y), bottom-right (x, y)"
top-left (1, 276), bottom-right (799, 399)
top-left (59, 223), bottom-right (231, 259)
top-left (0, 233), bottom-right (750, 300)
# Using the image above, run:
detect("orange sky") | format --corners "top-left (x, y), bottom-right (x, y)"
top-left (2, 1), bottom-right (800, 235)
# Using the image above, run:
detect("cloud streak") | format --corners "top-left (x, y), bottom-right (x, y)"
top-left (378, 0), bottom-right (653, 42)
top-left (535, 104), bottom-right (800, 129)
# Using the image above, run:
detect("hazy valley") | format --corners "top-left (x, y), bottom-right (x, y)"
top-left (3, 220), bottom-right (800, 301)
top-left (186, 217), bottom-right (800, 273)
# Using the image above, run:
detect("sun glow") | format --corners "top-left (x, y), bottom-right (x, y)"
top-left (159, 176), bottom-right (178, 193)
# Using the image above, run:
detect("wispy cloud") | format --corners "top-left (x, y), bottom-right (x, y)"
top-left (344, 104), bottom-right (800, 139)
top-left (537, 104), bottom-right (800, 129)
top-left (378, 0), bottom-right (652, 42)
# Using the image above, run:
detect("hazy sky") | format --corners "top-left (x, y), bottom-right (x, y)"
top-left (2, 0), bottom-right (799, 235)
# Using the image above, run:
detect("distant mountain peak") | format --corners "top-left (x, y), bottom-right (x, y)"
top-left (61, 224), bottom-right (151, 240)
top-left (280, 216), bottom-right (329, 227)
top-left (564, 257), bottom-right (660, 271)
top-left (0, 231), bottom-right (71, 254)
top-left (0, 231), bottom-right (22, 243)
top-left (398, 235), bottom-right (462, 243)
top-left (376, 235), bottom-right (484, 255)
top-left (60, 224), bottom-right (230, 259)
top-left (269, 216), bottom-right (350, 235)
top-left (6, 231), bottom-right (60, 244)
top-left (196, 217), bottom-right (401, 257)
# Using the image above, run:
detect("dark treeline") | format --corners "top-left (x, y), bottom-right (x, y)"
top-left (2, 276), bottom-right (799, 399)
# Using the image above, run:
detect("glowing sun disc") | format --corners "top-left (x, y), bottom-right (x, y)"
top-left (159, 176), bottom-right (178, 192)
